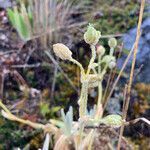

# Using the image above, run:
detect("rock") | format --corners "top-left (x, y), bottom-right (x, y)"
top-left (0, 0), bottom-right (12, 8)
top-left (117, 17), bottom-right (150, 83)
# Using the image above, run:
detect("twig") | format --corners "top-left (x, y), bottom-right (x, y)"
top-left (12, 70), bottom-right (28, 87)
top-left (117, 0), bottom-right (145, 149)
top-left (132, 64), bottom-right (144, 82)
top-left (125, 118), bottom-right (150, 126)
top-left (45, 50), bottom-right (78, 92)
top-left (25, 47), bottom-right (36, 64)
top-left (0, 74), bottom-right (4, 100)
top-left (50, 63), bottom-right (58, 101)
top-left (102, 73), bottom-right (112, 103)
top-left (11, 63), bottom-right (53, 69)
top-left (102, 43), bottom-right (124, 104)
top-left (101, 34), bottom-right (123, 39)
top-left (12, 63), bottom-right (43, 68)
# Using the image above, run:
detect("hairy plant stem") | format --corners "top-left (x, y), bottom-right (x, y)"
top-left (95, 55), bottom-right (103, 119)
top-left (78, 44), bottom-right (97, 118)
top-left (86, 45), bottom-right (96, 75)
top-left (78, 81), bottom-right (88, 118)
top-left (70, 58), bottom-right (87, 118)
top-left (71, 58), bottom-right (85, 76)
top-left (109, 47), bottom-right (114, 56)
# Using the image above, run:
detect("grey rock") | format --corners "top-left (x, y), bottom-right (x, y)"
top-left (117, 17), bottom-right (150, 83)
top-left (106, 97), bottom-right (121, 114)
top-left (0, 0), bottom-right (12, 8)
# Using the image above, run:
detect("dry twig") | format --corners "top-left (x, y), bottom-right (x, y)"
top-left (117, 0), bottom-right (145, 149)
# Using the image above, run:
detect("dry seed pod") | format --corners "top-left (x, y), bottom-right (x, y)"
top-left (53, 43), bottom-right (72, 60)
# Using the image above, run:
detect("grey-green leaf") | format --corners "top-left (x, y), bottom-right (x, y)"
top-left (99, 114), bottom-right (123, 127)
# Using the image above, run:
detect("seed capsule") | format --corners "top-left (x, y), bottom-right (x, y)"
top-left (108, 61), bottom-right (116, 69)
top-left (53, 43), bottom-right (72, 60)
top-left (108, 37), bottom-right (117, 48)
top-left (97, 45), bottom-right (106, 56)
top-left (84, 24), bottom-right (101, 45)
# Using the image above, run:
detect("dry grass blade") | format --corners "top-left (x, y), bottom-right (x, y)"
top-left (117, 0), bottom-right (145, 149)
top-left (103, 43), bottom-right (124, 103)
top-left (0, 74), bottom-right (4, 99)
top-left (30, 0), bottom-right (88, 45)
top-left (45, 51), bottom-right (78, 92)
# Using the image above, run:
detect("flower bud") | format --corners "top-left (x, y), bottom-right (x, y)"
top-left (53, 43), bottom-right (72, 60)
top-left (84, 24), bottom-right (101, 45)
top-left (108, 61), bottom-right (116, 69)
top-left (108, 38), bottom-right (117, 48)
top-left (97, 45), bottom-right (105, 56)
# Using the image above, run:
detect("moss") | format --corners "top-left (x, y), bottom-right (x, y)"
top-left (132, 83), bottom-right (150, 117)
top-left (85, 0), bottom-right (140, 34)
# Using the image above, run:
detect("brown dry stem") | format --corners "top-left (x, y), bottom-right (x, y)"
top-left (117, 0), bottom-right (145, 149)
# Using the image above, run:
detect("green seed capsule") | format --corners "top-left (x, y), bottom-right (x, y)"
top-left (108, 37), bottom-right (117, 48)
top-left (84, 24), bottom-right (101, 45)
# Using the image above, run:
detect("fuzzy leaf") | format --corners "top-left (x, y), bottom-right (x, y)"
top-left (99, 114), bottom-right (123, 127)
top-left (60, 106), bottom-right (73, 136)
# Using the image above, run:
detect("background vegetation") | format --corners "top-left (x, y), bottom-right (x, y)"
top-left (0, 0), bottom-right (149, 149)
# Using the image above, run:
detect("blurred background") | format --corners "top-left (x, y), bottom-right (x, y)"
top-left (0, 0), bottom-right (149, 149)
